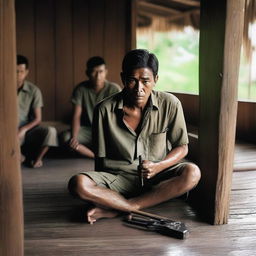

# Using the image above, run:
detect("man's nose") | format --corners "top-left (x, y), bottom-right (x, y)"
top-left (137, 80), bottom-right (144, 92)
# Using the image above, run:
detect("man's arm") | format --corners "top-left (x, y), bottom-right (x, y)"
top-left (18, 107), bottom-right (41, 140)
top-left (141, 144), bottom-right (188, 180)
top-left (69, 104), bottom-right (82, 149)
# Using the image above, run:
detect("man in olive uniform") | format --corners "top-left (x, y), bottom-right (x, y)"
top-left (68, 49), bottom-right (201, 223)
top-left (61, 56), bottom-right (121, 158)
top-left (17, 55), bottom-right (58, 168)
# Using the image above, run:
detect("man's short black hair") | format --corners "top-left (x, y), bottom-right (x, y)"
top-left (122, 49), bottom-right (158, 78)
top-left (86, 56), bottom-right (106, 76)
top-left (17, 55), bottom-right (29, 69)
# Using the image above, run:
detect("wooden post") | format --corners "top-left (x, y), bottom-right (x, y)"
top-left (0, 0), bottom-right (24, 254)
top-left (191, 0), bottom-right (245, 224)
top-left (126, 0), bottom-right (137, 51)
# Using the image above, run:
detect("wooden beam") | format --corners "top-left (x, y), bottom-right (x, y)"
top-left (0, 0), bottom-right (24, 255)
top-left (126, 0), bottom-right (137, 50)
top-left (190, 0), bottom-right (245, 224)
top-left (170, 0), bottom-right (200, 7)
top-left (167, 8), bottom-right (200, 22)
top-left (138, 8), bottom-right (199, 25)
top-left (138, 1), bottom-right (181, 15)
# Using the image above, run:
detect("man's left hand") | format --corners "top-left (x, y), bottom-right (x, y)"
top-left (141, 160), bottom-right (161, 179)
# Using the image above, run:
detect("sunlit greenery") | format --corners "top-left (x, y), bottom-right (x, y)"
top-left (137, 28), bottom-right (199, 93)
top-left (238, 49), bottom-right (256, 100)
top-left (137, 27), bottom-right (256, 101)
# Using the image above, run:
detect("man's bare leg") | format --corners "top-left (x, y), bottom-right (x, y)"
top-left (129, 163), bottom-right (200, 209)
top-left (75, 144), bottom-right (94, 158)
top-left (31, 146), bottom-right (49, 168)
top-left (73, 163), bottom-right (200, 223)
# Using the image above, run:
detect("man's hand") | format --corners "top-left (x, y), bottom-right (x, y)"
top-left (141, 160), bottom-right (161, 179)
top-left (18, 127), bottom-right (27, 141)
top-left (69, 137), bottom-right (80, 151)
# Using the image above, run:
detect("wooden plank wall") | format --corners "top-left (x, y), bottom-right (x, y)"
top-left (236, 100), bottom-right (256, 143)
top-left (15, 0), bottom-right (134, 122)
top-left (173, 93), bottom-right (256, 143)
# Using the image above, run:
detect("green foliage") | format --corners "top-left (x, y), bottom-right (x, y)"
top-left (137, 29), bottom-right (199, 94)
top-left (137, 28), bottom-right (256, 101)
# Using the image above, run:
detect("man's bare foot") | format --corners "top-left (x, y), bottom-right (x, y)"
top-left (87, 207), bottom-right (118, 224)
top-left (31, 160), bottom-right (43, 168)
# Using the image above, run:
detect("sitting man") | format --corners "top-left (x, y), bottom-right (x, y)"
top-left (17, 55), bottom-right (58, 168)
top-left (68, 49), bottom-right (201, 224)
top-left (61, 56), bottom-right (121, 158)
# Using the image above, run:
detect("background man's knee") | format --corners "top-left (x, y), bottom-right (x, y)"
top-left (59, 130), bottom-right (72, 145)
top-left (43, 126), bottom-right (58, 146)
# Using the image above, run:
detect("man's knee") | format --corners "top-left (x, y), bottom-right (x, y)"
top-left (182, 163), bottom-right (201, 189)
top-left (68, 174), bottom-right (95, 198)
top-left (47, 126), bottom-right (57, 136)
top-left (60, 130), bottom-right (71, 145)
top-left (43, 126), bottom-right (58, 146)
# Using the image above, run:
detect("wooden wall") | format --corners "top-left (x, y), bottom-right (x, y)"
top-left (15, 0), bottom-right (135, 122)
top-left (237, 100), bottom-right (256, 143)
top-left (173, 92), bottom-right (256, 143)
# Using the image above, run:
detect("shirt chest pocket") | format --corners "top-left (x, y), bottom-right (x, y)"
top-left (148, 128), bottom-right (169, 161)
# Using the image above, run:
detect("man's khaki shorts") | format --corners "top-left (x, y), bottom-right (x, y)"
top-left (80, 162), bottom-right (188, 198)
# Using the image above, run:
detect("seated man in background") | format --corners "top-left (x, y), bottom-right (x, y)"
top-left (68, 49), bottom-right (201, 224)
top-left (60, 56), bottom-right (121, 158)
top-left (17, 55), bottom-right (58, 168)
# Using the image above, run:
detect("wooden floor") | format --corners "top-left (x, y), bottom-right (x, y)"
top-left (22, 158), bottom-right (256, 256)
top-left (234, 141), bottom-right (256, 171)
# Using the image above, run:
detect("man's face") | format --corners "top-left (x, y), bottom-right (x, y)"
top-left (17, 64), bottom-right (29, 88)
top-left (122, 67), bottom-right (158, 108)
top-left (89, 64), bottom-right (107, 85)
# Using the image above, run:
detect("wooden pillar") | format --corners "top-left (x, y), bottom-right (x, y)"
top-left (0, 0), bottom-right (24, 254)
top-left (126, 0), bottom-right (137, 50)
top-left (191, 0), bottom-right (245, 224)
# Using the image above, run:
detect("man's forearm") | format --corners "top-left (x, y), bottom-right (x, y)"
top-left (71, 117), bottom-right (80, 138)
top-left (156, 144), bottom-right (188, 172)
top-left (20, 118), bottom-right (41, 133)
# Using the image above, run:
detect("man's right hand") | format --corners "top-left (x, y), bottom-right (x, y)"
top-left (69, 137), bottom-right (80, 150)
top-left (18, 127), bottom-right (27, 141)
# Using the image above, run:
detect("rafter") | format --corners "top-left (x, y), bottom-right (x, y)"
top-left (138, 1), bottom-right (181, 15)
top-left (169, 0), bottom-right (200, 7)
top-left (167, 8), bottom-right (200, 22)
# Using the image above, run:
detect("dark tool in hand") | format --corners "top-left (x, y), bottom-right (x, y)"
top-left (123, 210), bottom-right (189, 239)
top-left (138, 155), bottom-right (144, 186)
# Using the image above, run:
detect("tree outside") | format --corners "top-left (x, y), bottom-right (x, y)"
top-left (137, 26), bottom-right (256, 101)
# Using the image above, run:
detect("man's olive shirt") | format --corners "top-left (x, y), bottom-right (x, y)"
top-left (18, 80), bottom-right (43, 127)
top-left (93, 90), bottom-right (189, 175)
top-left (71, 80), bottom-right (121, 127)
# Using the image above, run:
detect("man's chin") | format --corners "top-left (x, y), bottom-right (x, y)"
top-left (134, 98), bottom-right (146, 107)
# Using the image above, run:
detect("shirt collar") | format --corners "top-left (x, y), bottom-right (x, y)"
top-left (151, 90), bottom-right (159, 110)
top-left (116, 90), bottom-right (159, 111)
top-left (19, 80), bottom-right (30, 92)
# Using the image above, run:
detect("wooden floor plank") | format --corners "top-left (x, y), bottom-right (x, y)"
top-left (22, 159), bottom-right (256, 255)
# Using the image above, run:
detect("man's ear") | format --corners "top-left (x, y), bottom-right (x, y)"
top-left (25, 69), bottom-right (29, 77)
top-left (154, 74), bottom-right (159, 84)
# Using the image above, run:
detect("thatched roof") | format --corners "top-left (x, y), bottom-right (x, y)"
top-left (137, 0), bottom-right (200, 33)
